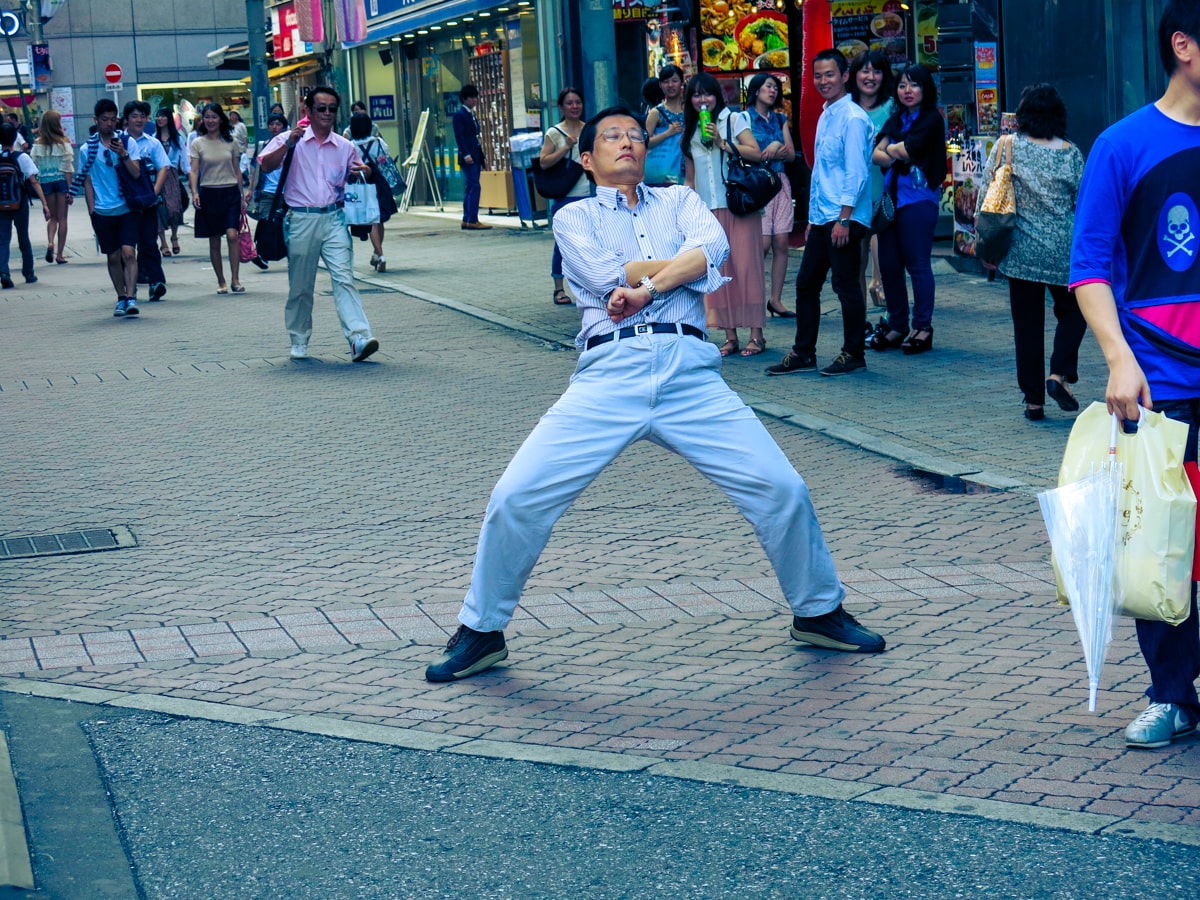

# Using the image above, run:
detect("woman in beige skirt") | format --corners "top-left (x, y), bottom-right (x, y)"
top-left (682, 73), bottom-right (767, 357)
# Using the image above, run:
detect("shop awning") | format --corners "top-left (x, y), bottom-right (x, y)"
top-left (345, 0), bottom-right (502, 49)
top-left (208, 42), bottom-right (251, 71)
top-left (239, 60), bottom-right (320, 84)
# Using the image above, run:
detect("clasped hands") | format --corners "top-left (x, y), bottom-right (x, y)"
top-left (605, 283), bottom-right (653, 322)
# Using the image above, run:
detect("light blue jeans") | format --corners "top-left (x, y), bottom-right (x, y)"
top-left (458, 332), bottom-right (846, 632)
top-left (283, 208), bottom-right (372, 348)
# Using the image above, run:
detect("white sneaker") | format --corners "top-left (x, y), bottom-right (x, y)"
top-left (289, 343), bottom-right (308, 359)
top-left (351, 336), bottom-right (379, 362)
top-left (1124, 701), bottom-right (1198, 748)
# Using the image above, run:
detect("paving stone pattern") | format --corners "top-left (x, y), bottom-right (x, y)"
top-left (1, 206), bottom-right (1196, 832)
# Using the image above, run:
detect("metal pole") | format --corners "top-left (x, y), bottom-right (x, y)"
top-left (246, 0), bottom-right (270, 135)
top-left (2, 12), bottom-right (30, 133)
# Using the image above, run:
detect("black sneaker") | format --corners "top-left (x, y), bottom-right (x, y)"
top-left (251, 256), bottom-right (269, 270)
top-left (150, 283), bottom-right (167, 301)
top-left (820, 352), bottom-right (866, 377)
top-left (791, 606), bottom-right (885, 653)
top-left (764, 351), bottom-right (817, 376)
top-left (425, 624), bottom-right (508, 682)
top-left (0, 276), bottom-right (13, 290)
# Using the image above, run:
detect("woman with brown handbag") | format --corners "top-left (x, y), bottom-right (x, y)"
top-left (976, 84), bottom-right (1086, 421)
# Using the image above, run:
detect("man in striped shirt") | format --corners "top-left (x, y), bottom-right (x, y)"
top-left (426, 106), bottom-right (885, 683)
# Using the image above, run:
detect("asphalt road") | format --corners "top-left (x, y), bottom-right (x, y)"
top-left (4, 694), bottom-right (1199, 900)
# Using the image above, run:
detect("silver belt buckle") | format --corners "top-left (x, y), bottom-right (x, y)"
top-left (633, 323), bottom-right (653, 336)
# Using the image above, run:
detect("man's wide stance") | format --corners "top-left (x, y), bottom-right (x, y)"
top-left (426, 107), bottom-right (885, 682)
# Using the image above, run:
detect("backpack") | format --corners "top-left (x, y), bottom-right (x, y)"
top-left (0, 150), bottom-right (26, 211)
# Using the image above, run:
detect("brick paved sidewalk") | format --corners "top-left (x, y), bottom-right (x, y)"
top-left (0, 204), bottom-right (1196, 846)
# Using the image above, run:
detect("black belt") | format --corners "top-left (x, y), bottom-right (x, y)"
top-left (288, 201), bottom-right (344, 214)
top-left (585, 322), bottom-right (706, 351)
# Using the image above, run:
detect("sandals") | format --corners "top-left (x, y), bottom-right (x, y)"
top-left (171, 240), bottom-right (181, 255)
top-left (719, 338), bottom-right (740, 357)
top-left (901, 327), bottom-right (934, 355)
top-left (553, 289), bottom-right (573, 306)
top-left (217, 284), bottom-right (229, 294)
top-left (740, 337), bottom-right (766, 357)
top-left (230, 284), bottom-right (246, 294)
top-left (159, 245), bottom-right (172, 257)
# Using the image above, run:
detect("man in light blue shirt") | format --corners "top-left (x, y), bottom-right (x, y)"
top-left (124, 100), bottom-right (171, 302)
top-left (766, 48), bottom-right (874, 378)
top-left (70, 98), bottom-right (144, 316)
top-left (426, 105), bottom-right (885, 683)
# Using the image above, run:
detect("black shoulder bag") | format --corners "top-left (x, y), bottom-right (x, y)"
top-left (254, 145), bottom-right (295, 262)
top-left (531, 126), bottom-right (585, 200)
top-left (721, 117), bottom-right (782, 216)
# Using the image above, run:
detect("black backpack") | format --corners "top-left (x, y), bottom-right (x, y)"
top-left (0, 150), bottom-right (25, 211)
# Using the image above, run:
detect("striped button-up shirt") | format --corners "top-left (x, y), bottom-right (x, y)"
top-left (553, 183), bottom-right (730, 351)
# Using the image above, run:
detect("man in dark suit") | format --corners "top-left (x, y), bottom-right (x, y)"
top-left (452, 84), bottom-right (491, 230)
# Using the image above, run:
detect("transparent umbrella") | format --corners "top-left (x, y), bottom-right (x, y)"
top-left (1038, 414), bottom-right (1123, 712)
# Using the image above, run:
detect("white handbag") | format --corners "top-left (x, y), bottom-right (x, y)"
top-left (343, 174), bottom-right (380, 226)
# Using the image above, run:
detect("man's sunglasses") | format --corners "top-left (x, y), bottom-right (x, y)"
top-left (310, 104), bottom-right (339, 114)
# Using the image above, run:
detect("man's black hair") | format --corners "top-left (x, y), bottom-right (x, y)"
top-left (579, 105), bottom-right (645, 156)
top-left (460, 84), bottom-right (479, 101)
top-left (267, 113), bottom-right (288, 128)
top-left (306, 85), bottom-right (341, 109)
top-left (814, 48), bottom-right (848, 75)
top-left (94, 98), bottom-right (118, 118)
top-left (122, 100), bottom-right (151, 119)
top-left (0, 122), bottom-right (15, 147)
top-left (1159, 0), bottom-right (1200, 74)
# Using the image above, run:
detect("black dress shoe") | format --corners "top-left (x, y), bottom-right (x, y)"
top-left (1046, 378), bottom-right (1079, 411)
top-left (1024, 405), bottom-right (1045, 421)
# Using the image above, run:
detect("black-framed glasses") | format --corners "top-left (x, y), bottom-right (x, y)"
top-left (599, 127), bottom-right (648, 143)
top-left (311, 104), bottom-right (338, 114)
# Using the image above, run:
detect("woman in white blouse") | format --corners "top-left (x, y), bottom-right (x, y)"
top-left (539, 87), bottom-right (588, 306)
top-left (682, 73), bottom-right (767, 357)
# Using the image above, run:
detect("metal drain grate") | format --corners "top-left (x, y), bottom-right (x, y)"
top-left (0, 526), bottom-right (137, 560)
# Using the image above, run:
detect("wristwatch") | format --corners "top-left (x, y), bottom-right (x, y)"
top-left (639, 275), bottom-right (661, 304)
top-left (837, 217), bottom-right (851, 227)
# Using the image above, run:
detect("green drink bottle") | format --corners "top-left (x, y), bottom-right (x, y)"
top-left (698, 103), bottom-right (713, 147)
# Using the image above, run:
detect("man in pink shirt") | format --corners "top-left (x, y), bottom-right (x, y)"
top-left (259, 86), bottom-right (380, 362)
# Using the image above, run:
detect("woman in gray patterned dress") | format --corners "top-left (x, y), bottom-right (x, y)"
top-left (977, 84), bottom-right (1086, 421)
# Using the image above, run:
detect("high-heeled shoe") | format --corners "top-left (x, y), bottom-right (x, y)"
top-left (767, 302), bottom-right (796, 318)
top-left (869, 328), bottom-right (905, 351)
top-left (901, 326), bottom-right (934, 355)
top-left (1046, 378), bottom-right (1079, 411)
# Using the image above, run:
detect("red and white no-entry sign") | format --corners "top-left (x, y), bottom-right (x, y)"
top-left (104, 63), bottom-right (122, 84)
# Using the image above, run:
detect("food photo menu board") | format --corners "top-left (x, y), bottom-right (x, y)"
top-left (700, 0), bottom-right (789, 73)
top-left (830, 0), bottom-right (909, 66)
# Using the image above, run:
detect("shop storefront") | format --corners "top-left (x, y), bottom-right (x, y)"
top-left (613, 2), bottom-right (698, 107)
top-left (350, 1), bottom-right (543, 211)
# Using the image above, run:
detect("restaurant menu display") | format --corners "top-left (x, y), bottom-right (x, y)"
top-left (952, 135), bottom-right (997, 257)
top-left (830, 0), bottom-right (908, 65)
top-left (700, 0), bottom-right (789, 73)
